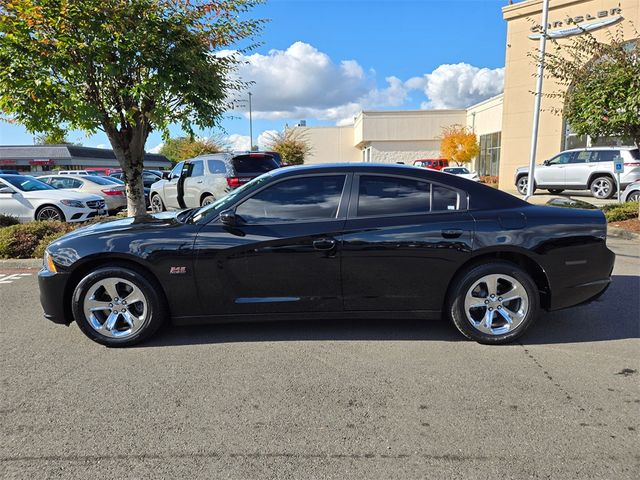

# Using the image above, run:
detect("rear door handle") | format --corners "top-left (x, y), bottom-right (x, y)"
top-left (441, 229), bottom-right (463, 239)
top-left (313, 238), bottom-right (336, 251)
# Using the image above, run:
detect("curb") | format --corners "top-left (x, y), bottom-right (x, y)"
top-left (0, 258), bottom-right (43, 270)
top-left (608, 227), bottom-right (640, 241)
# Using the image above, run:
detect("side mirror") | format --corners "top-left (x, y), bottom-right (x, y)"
top-left (220, 209), bottom-right (237, 226)
top-left (542, 159), bottom-right (550, 166)
top-left (0, 186), bottom-right (15, 194)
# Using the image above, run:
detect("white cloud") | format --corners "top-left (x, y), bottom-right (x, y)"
top-left (225, 134), bottom-right (250, 151)
top-left (95, 143), bottom-right (110, 149)
top-left (225, 43), bottom-right (503, 125)
top-left (147, 143), bottom-right (164, 154)
top-left (414, 63), bottom-right (504, 109)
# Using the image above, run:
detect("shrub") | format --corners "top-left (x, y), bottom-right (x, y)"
top-left (0, 214), bottom-right (19, 228)
top-left (0, 221), bottom-right (74, 259)
top-left (602, 201), bottom-right (639, 222)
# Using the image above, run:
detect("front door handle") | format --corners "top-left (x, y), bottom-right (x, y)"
top-left (441, 229), bottom-right (463, 239)
top-left (313, 238), bottom-right (336, 251)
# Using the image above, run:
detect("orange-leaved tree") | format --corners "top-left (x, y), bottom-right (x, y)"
top-left (440, 125), bottom-right (479, 167)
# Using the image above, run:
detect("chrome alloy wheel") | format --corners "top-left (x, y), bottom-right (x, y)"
top-left (463, 274), bottom-right (529, 336)
top-left (37, 206), bottom-right (63, 221)
top-left (82, 277), bottom-right (148, 339)
top-left (592, 178), bottom-right (612, 198)
top-left (516, 176), bottom-right (528, 195)
top-left (150, 194), bottom-right (164, 213)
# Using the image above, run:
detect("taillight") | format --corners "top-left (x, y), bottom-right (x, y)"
top-left (226, 177), bottom-right (252, 188)
top-left (623, 162), bottom-right (640, 166)
top-left (101, 188), bottom-right (123, 196)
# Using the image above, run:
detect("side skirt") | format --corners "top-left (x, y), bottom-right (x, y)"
top-left (172, 310), bottom-right (443, 326)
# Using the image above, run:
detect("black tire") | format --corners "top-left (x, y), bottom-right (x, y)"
top-left (547, 189), bottom-right (564, 194)
top-left (589, 176), bottom-right (616, 199)
top-left (150, 193), bottom-right (165, 213)
top-left (516, 175), bottom-right (535, 196)
top-left (447, 261), bottom-right (540, 345)
top-left (36, 205), bottom-right (65, 222)
top-left (201, 195), bottom-right (215, 207)
top-left (72, 266), bottom-right (166, 347)
top-left (625, 191), bottom-right (640, 202)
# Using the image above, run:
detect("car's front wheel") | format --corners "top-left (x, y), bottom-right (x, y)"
top-left (72, 266), bottom-right (166, 347)
top-left (36, 205), bottom-right (65, 222)
top-left (516, 175), bottom-right (535, 196)
top-left (590, 176), bottom-right (615, 199)
top-left (447, 262), bottom-right (540, 344)
top-left (625, 190), bottom-right (639, 202)
top-left (150, 193), bottom-right (165, 213)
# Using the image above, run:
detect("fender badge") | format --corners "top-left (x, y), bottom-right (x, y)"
top-left (169, 266), bottom-right (187, 274)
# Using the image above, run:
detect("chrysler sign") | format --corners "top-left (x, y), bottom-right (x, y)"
top-left (529, 7), bottom-right (623, 40)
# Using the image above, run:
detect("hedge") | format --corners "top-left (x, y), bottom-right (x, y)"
top-left (0, 221), bottom-right (75, 259)
top-left (602, 201), bottom-right (640, 223)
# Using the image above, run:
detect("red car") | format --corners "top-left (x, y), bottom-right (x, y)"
top-left (413, 158), bottom-right (449, 170)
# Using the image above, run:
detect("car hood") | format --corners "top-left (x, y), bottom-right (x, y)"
top-left (64, 211), bottom-right (183, 238)
top-left (21, 189), bottom-right (103, 202)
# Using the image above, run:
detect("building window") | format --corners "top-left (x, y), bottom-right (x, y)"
top-left (563, 121), bottom-right (633, 150)
top-left (478, 132), bottom-right (501, 177)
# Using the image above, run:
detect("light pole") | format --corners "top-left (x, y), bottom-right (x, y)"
top-left (525, 0), bottom-right (550, 201)
top-left (248, 92), bottom-right (253, 151)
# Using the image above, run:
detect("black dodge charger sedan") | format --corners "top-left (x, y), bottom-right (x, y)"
top-left (38, 164), bottom-right (615, 346)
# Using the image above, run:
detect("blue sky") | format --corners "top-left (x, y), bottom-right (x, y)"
top-left (0, 0), bottom-right (508, 152)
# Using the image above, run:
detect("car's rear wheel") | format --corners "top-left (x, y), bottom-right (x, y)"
top-left (590, 176), bottom-right (615, 199)
top-left (547, 189), bottom-right (564, 194)
top-left (201, 195), bottom-right (216, 207)
top-left (72, 266), bottom-right (166, 347)
top-left (516, 176), bottom-right (535, 196)
top-left (150, 193), bottom-right (165, 213)
top-left (447, 262), bottom-right (540, 344)
top-left (36, 205), bottom-right (65, 222)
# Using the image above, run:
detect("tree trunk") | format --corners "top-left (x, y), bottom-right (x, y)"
top-left (105, 125), bottom-right (149, 217)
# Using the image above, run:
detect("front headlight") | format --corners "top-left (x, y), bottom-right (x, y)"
top-left (43, 250), bottom-right (57, 273)
top-left (60, 199), bottom-right (85, 208)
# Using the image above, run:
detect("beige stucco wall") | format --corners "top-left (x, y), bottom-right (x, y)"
top-left (499, 0), bottom-right (640, 191)
top-left (367, 140), bottom-right (442, 164)
top-left (466, 94), bottom-right (503, 137)
top-left (297, 126), bottom-right (361, 164)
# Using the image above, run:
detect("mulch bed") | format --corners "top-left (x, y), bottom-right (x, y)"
top-left (610, 218), bottom-right (640, 234)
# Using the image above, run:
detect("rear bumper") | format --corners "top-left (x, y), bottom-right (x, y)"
top-left (38, 269), bottom-right (72, 325)
top-left (546, 246), bottom-right (615, 311)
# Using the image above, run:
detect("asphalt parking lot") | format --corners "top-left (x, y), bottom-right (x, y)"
top-left (0, 237), bottom-right (638, 479)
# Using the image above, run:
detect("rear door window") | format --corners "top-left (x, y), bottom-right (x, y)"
top-left (432, 185), bottom-right (459, 211)
top-left (232, 155), bottom-right (279, 175)
top-left (357, 175), bottom-right (430, 217)
top-left (189, 160), bottom-right (204, 177)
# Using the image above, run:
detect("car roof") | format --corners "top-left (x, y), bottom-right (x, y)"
top-left (563, 146), bottom-right (638, 152)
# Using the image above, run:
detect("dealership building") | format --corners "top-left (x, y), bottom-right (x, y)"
top-left (300, 0), bottom-right (639, 192)
top-left (0, 145), bottom-right (171, 173)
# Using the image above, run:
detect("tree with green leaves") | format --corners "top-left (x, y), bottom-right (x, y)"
top-left (542, 26), bottom-right (640, 148)
top-left (34, 128), bottom-right (73, 145)
top-left (0, 0), bottom-right (264, 215)
top-left (160, 136), bottom-right (225, 163)
top-left (264, 128), bottom-right (312, 166)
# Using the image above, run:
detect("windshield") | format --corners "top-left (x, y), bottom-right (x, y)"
top-left (445, 168), bottom-right (470, 174)
top-left (0, 175), bottom-right (55, 191)
top-left (191, 173), bottom-right (273, 223)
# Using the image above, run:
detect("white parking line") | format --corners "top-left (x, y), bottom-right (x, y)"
top-left (0, 273), bottom-right (33, 284)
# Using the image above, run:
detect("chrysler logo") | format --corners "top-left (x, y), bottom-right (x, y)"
top-left (529, 7), bottom-right (623, 40)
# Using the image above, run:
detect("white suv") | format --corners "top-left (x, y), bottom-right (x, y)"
top-left (149, 152), bottom-right (280, 212)
top-left (514, 146), bottom-right (640, 199)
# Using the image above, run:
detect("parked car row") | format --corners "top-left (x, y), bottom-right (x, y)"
top-left (0, 175), bottom-right (106, 222)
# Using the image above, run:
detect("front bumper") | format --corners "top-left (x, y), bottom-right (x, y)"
top-left (38, 269), bottom-right (72, 325)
